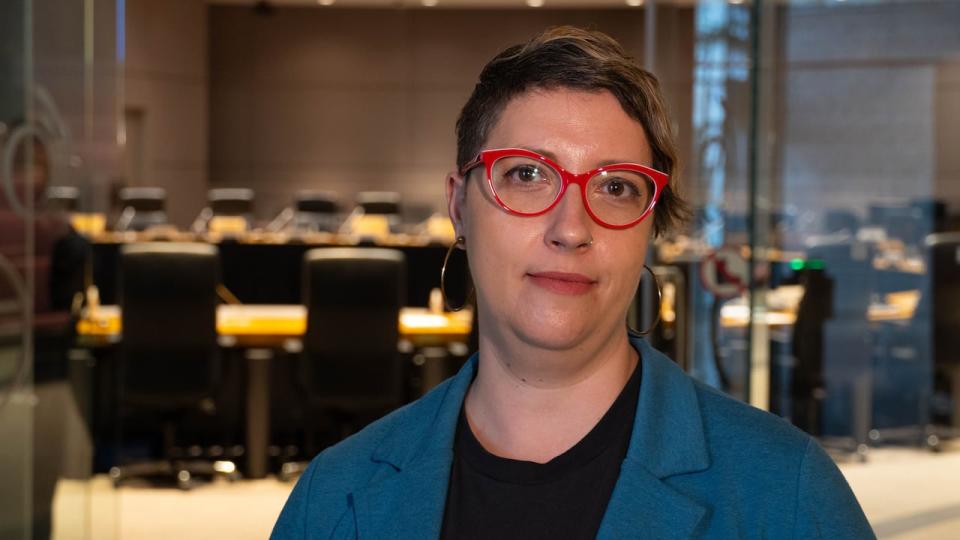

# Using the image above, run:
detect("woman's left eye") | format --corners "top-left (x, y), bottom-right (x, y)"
top-left (515, 166), bottom-right (541, 182)
top-left (601, 178), bottom-right (640, 198)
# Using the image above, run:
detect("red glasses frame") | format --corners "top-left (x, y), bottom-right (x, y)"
top-left (459, 148), bottom-right (669, 230)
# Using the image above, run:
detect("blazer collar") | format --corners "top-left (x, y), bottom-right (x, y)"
top-left (596, 336), bottom-right (711, 538)
top-left (368, 353), bottom-right (473, 470)
top-left (352, 356), bottom-right (472, 538)
top-left (354, 336), bottom-right (711, 539)
top-left (626, 336), bottom-right (711, 477)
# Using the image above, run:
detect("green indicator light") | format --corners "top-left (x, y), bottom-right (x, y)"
top-left (790, 259), bottom-right (804, 271)
top-left (807, 259), bottom-right (825, 270)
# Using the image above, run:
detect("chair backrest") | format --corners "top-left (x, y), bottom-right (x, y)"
top-left (355, 191), bottom-right (400, 216)
top-left (301, 247), bottom-right (406, 406)
top-left (208, 188), bottom-right (254, 216)
top-left (116, 187), bottom-right (168, 232)
top-left (807, 241), bottom-right (875, 319)
top-left (823, 209), bottom-right (860, 236)
top-left (204, 188), bottom-right (255, 233)
top-left (119, 242), bottom-right (219, 399)
top-left (927, 233), bottom-right (960, 365)
top-left (294, 191), bottom-right (340, 232)
top-left (46, 185), bottom-right (79, 212)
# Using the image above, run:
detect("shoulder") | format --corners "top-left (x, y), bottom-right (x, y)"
top-left (640, 337), bottom-right (870, 536)
top-left (688, 374), bottom-right (835, 492)
top-left (682, 377), bottom-right (872, 537)
top-left (636, 338), bottom-right (812, 469)
top-left (692, 378), bottom-right (811, 459)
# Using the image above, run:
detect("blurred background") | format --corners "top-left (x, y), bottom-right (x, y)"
top-left (1, 0), bottom-right (958, 538)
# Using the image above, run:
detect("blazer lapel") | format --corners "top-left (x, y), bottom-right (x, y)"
top-left (597, 461), bottom-right (707, 540)
top-left (350, 354), bottom-right (477, 540)
top-left (597, 337), bottom-right (712, 539)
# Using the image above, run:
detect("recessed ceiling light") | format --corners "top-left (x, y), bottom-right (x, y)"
top-left (625, 0), bottom-right (644, 6)
top-left (526, 0), bottom-right (545, 7)
top-left (422, 0), bottom-right (438, 6)
top-left (317, 0), bottom-right (335, 5)
top-left (729, 0), bottom-right (745, 4)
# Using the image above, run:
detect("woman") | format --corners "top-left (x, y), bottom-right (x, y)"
top-left (272, 26), bottom-right (874, 539)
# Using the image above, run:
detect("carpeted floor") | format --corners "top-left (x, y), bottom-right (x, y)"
top-left (51, 442), bottom-right (960, 539)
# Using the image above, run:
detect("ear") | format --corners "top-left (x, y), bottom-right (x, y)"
top-left (446, 170), bottom-right (468, 238)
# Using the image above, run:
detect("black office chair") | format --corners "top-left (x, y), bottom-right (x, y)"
top-left (355, 191), bottom-right (400, 216)
top-left (822, 209), bottom-right (861, 238)
top-left (115, 187), bottom-right (168, 232)
top-left (295, 247), bottom-right (406, 457)
top-left (866, 233), bottom-right (959, 452)
top-left (45, 185), bottom-right (79, 213)
top-left (928, 233), bottom-right (960, 432)
top-left (209, 188), bottom-right (254, 216)
top-left (294, 191), bottom-right (340, 232)
top-left (265, 191), bottom-right (341, 234)
top-left (191, 188), bottom-right (255, 233)
top-left (112, 242), bottom-right (239, 488)
top-left (347, 191), bottom-right (402, 235)
top-left (791, 268), bottom-right (833, 437)
top-left (799, 241), bottom-right (875, 456)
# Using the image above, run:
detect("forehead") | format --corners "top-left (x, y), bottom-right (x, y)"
top-left (484, 88), bottom-right (652, 167)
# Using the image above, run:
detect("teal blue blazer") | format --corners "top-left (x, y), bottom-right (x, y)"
top-left (272, 337), bottom-right (875, 539)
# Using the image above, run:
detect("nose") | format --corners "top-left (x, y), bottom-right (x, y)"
top-left (543, 184), bottom-right (594, 250)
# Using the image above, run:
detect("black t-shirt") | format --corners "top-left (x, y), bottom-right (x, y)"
top-left (439, 358), bottom-right (642, 539)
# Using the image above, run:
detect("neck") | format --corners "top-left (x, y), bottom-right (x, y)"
top-left (464, 327), bottom-right (638, 464)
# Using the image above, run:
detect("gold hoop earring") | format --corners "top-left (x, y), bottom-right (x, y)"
top-left (440, 235), bottom-right (470, 312)
top-left (629, 264), bottom-right (662, 336)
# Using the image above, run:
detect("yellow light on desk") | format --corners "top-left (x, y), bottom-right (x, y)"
top-left (348, 215), bottom-right (391, 240)
top-left (209, 216), bottom-right (248, 234)
top-left (425, 214), bottom-right (455, 243)
top-left (70, 213), bottom-right (106, 235)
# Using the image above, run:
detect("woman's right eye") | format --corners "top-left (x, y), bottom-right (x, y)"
top-left (509, 165), bottom-right (542, 183)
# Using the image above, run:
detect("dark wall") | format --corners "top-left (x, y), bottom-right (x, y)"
top-left (209, 6), bottom-right (695, 223)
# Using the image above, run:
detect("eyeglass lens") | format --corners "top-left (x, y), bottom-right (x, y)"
top-left (489, 155), bottom-right (655, 227)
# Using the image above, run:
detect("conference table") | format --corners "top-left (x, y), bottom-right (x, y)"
top-left (76, 304), bottom-right (472, 347)
top-left (76, 304), bottom-right (473, 478)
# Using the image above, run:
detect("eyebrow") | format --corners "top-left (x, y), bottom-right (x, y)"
top-left (519, 146), bottom-right (645, 169)
top-left (524, 147), bottom-right (557, 161)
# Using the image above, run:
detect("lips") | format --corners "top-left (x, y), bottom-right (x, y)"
top-left (526, 271), bottom-right (597, 295)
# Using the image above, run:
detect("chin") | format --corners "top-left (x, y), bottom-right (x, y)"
top-left (510, 311), bottom-right (594, 352)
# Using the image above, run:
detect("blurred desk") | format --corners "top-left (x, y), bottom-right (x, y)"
top-left (77, 304), bottom-right (472, 479)
top-left (719, 289), bottom-right (920, 328)
top-left (69, 213), bottom-right (107, 236)
top-left (873, 256), bottom-right (925, 275)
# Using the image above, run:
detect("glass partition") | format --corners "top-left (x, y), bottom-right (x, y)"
top-left (668, 0), bottom-right (960, 459)
top-left (761, 0), bottom-right (959, 454)
top-left (1, 0), bottom-right (121, 538)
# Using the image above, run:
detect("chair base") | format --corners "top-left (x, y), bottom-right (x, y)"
top-left (109, 458), bottom-right (240, 490)
top-left (278, 460), bottom-right (308, 482)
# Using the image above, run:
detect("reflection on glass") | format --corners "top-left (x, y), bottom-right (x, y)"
top-left (667, 0), bottom-right (960, 458)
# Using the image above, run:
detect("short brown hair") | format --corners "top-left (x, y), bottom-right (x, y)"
top-left (455, 26), bottom-right (689, 237)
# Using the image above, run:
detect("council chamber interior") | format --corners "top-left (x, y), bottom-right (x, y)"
top-left (2, 0), bottom-right (959, 538)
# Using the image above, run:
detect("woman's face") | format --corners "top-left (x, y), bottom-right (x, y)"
top-left (447, 88), bottom-right (655, 352)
